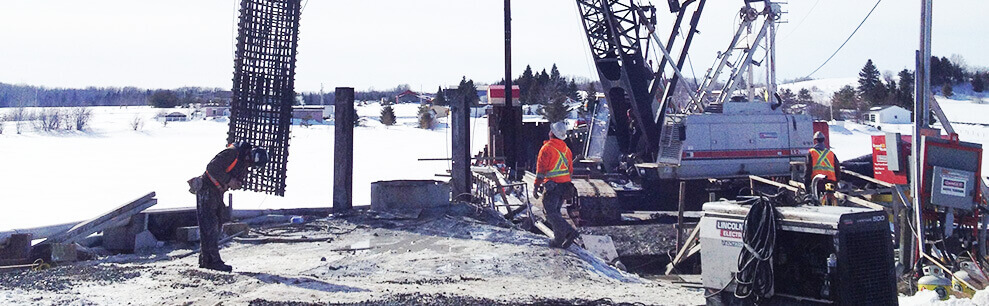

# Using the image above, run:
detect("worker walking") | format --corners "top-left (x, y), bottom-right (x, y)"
top-left (194, 142), bottom-right (268, 272)
top-left (805, 132), bottom-right (841, 206)
top-left (535, 122), bottom-right (579, 248)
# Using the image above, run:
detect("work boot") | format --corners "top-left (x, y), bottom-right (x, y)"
top-left (200, 261), bottom-right (233, 272)
top-left (560, 231), bottom-right (580, 249)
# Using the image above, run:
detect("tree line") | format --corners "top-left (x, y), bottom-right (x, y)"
top-left (777, 55), bottom-right (986, 121)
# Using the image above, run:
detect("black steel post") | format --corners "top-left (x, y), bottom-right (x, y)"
top-left (451, 95), bottom-right (471, 200)
top-left (501, 0), bottom-right (521, 179)
top-left (333, 87), bottom-right (355, 211)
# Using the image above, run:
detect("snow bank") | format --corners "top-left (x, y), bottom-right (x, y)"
top-left (900, 289), bottom-right (989, 306)
top-left (0, 106), bottom-right (488, 231)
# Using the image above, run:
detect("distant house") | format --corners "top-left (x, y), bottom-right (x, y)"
top-left (163, 112), bottom-right (189, 122)
top-left (293, 105), bottom-right (327, 123)
top-left (487, 85), bottom-right (521, 106)
top-left (396, 90), bottom-right (422, 104)
top-left (868, 106), bottom-right (911, 124)
top-left (203, 106), bottom-right (230, 118)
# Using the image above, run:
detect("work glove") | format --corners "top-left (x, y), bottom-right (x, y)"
top-left (534, 184), bottom-right (545, 199)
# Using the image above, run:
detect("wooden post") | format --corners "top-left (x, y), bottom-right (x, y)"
top-left (334, 87), bottom-right (355, 211)
top-left (451, 95), bottom-right (471, 200)
top-left (225, 193), bottom-right (233, 223)
top-left (677, 181), bottom-right (687, 251)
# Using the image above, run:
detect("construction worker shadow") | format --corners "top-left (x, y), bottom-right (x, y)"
top-left (237, 271), bottom-right (370, 293)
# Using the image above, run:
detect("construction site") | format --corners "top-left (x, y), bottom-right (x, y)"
top-left (3, 0), bottom-right (989, 305)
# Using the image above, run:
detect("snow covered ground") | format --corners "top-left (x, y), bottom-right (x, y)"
top-left (0, 104), bottom-right (488, 231)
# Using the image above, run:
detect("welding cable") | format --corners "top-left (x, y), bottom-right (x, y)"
top-left (734, 192), bottom-right (781, 301)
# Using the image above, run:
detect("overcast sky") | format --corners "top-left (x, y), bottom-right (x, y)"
top-left (1, 0), bottom-right (986, 92)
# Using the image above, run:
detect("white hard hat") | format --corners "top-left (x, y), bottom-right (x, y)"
top-left (551, 121), bottom-right (568, 140)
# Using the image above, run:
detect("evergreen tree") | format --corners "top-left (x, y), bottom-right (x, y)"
top-left (550, 64), bottom-right (562, 83)
top-left (517, 66), bottom-right (535, 104)
top-left (566, 79), bottom-right (579, 101)
top-left (896, 69), bottom-right (915, 109)
top-left (831, 85), bottom-right (862, 120)
top-left (797, 88), bottom-right (813, 104)
top-left (417, 105), bottom-right (434, 129)
top-left (941, 83), bottom-right (954, 98)
top-left (857, 59), bottom-right (884, 106)
top-left (433, 86), bottom-right (447, 106)
top-left (541, 96), bottom-right (570, 122)
top-left (456, 77), bottom-right (480, 107)
top-left (380, 105), bottom-right (396, 126)
top-left (972, 72), bottom-right (985, 93)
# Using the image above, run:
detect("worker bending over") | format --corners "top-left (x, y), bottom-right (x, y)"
top-left (195, 142), bottom-right (268, 272)
top-left (805, 132), bottom-right (841, 206)
top-left (534, 122), bottom-right (579, 248)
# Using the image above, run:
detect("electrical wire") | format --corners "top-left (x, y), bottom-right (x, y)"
top-left (804, 0), bottom-right (883, 79)
top-left (733, 190), bottom-right (783, 301)
top-left (782, 0), bottom-right (821, 41)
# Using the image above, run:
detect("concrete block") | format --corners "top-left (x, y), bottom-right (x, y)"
top-left (133, 231), bottom-right (159, 254)
top-left (0, 233), bottom-right (32, 261)
top-left (50, 243), bottom-right (77, 263)
top-left (222, 223), bottom-right (250, 237)
top-left (103, 214), bottom-right (149, 252)
top-left (175, 226), bottom-right (201, 243)
top-left (371, 180), bottom-right (451, 211)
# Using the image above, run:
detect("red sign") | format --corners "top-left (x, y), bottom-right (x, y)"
top-left (872, 135), bottom-right (909, 185)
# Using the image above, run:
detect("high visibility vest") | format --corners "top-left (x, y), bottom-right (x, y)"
top-left (809, 148), bottom-right (837, 182)
top-left (206, 158), bottom-right (239, 188)
top-left (535, 139), bottom-right (573, 184)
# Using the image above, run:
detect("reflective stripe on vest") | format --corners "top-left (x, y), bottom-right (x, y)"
top-left (810, 148), bottom-right (836, 181)
top-left (545, 149), bottom-right (571, 178)
top-left (207, 157), bottom-right (239, 188)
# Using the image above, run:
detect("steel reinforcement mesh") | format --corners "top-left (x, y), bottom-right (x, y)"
top-left (227, 0), bottom-right (302, 196)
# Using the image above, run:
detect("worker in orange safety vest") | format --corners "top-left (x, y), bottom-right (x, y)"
top-left (805, 131), bottom-right (841, 206)
top-left (534, 121), bottom-right (579, 248)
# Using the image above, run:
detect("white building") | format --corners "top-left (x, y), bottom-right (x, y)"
top-left (868, 106), bottom-right (911, 124)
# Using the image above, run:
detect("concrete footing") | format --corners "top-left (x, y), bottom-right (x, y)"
top-left (371, 180), bottom-right (451, 211)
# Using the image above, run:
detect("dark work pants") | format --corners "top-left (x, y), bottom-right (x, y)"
top-left (196, 183), bottom-right (225, 266)
top-left (543, 181), bottom-right (577, 246)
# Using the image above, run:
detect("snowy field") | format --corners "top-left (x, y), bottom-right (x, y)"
top-left (0, 104), bottom-right (488, 231)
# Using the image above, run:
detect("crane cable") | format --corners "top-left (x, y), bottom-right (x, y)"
top-left (804, 0), bottom-right (883, 79)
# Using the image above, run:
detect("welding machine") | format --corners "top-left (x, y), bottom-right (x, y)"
top-left (700, 201), bottom-right (898, 305)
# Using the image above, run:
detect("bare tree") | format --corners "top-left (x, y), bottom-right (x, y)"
top-left (70, 108), bottom-right (94, 131)
top-left (11, 107), bottom-right (26, 134)
top-left (0, 113), bottom-right (6, 134)
top-left (131, 114), bottom-right (145, 131)
top-left (33, 108), bottom-right (64, 132)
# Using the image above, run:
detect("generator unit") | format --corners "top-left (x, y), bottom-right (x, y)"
top-left (700, 201), bottom-right (898, 305)
top-left (650, 101), bottom-right (814, 180)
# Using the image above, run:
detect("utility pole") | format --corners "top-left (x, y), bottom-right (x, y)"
top-left (500, 0), bottom-right (520, 179)
top-left (911, 0), bottom-right (933, 272)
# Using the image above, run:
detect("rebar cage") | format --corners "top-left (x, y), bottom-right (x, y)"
top-left (227, 0), bottom-right (302, 196)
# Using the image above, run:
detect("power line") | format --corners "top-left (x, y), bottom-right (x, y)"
top-left (804, 0), bottom-right (883, 79)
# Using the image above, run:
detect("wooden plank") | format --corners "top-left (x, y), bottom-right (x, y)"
top-left (843, 170), bottom-right (894, 188)
top-left (45, 192), bottom-right (156, 244)
top-left (667, 225), bottom-right (701, 275)
top-left (749, 175), bottom-right (799, 192)
top-left (789, 180), bottom-right (885, 210)
top-left (677, 181), bottom-right (686, 251)
top-left (533, 220), bottom-right (555, 240)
